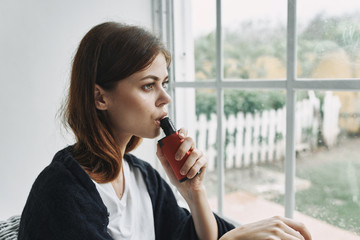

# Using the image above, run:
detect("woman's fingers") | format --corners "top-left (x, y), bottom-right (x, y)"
top-left (174, 130), bottom-right (208, 179)
top-left (175, 137), bottom-right (194, 161)
top-left (263, 216), bottom-right (311, 240)
top-left (177, 128), bottom-right (188, 139)
top-left (180, 149), bottom-right (207, 178)
top-left (267, 216), bottom-right (305, 240)
top-left (281, 216), bottom-right (312, 240)
top-left (220, 216), bottom-right (311, 240)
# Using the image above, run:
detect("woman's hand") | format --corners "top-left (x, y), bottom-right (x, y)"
top-left (220, 216), bottom-right (312, 240)
top-left (157, 128), bottom-right (218, 240)
top-left (156, 128), bottom-right (208, 200)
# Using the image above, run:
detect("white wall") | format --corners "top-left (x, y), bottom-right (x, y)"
top-left (0, 0), bottom-right (157, 219)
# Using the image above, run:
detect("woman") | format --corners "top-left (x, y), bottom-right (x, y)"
top-left (18, 22), bottom-right (311, 240)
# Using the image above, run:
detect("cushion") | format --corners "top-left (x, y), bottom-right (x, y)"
top-left (0, 215), bottom-right (20, 240)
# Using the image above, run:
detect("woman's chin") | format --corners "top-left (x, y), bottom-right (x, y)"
top-left (153, 129), bottom-right (162, 139)
top-left (141, 129), bottom-right (162, 139)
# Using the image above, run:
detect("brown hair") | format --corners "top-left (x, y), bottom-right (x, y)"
top-left (63, 22), bottom-right (171, 183)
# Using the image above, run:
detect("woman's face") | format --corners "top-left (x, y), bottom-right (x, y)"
top-left (101, 53), bottom-right (171, 141)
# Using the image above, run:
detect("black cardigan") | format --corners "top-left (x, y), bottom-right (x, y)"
top-left (18, 146), bottom-right (234, 239)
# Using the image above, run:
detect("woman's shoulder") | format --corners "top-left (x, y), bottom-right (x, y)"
top-left (36, 146), bottom-right (79, 179)
top-left (19, 146), bottom-right (109, 238)
top-left (29, 146), bottom-right (95, 200)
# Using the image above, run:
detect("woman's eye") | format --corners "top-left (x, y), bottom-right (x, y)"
top-left (142, 83), bottom-right (154, 91)
top-left (162, 80), bottom-right (169, 90)
top-left (142, 80), bottom-right (169, 91)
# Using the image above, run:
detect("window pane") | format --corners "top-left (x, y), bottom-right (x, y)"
top-left (175, 88), bottom-right (219, 212)
top-left (192, 0), bottom-right (216, 81)
top-left (294, 91), bottom-right (360, 239)
top-left (194, 89), bottom-right (219, 212)
top-left (222, 0), bottom-right (287, 80)
top-left (220, 89), bottom-right (286, 222)
top-left (297, 0), bottom-right (360, 79)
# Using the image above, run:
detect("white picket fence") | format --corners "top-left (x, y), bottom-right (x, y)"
top-left (195, 91), bottom-right (341, 171)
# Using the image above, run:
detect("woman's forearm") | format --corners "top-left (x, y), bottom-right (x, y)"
top-left (184, 186), bottom-right (218, 240)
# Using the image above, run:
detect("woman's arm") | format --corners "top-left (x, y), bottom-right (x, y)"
top-left (156, 128), bottom-right (312, 240)
top-left (180, 181), bottom-right (218, 240)
top-left (156, 128), bottom-right (218, 240)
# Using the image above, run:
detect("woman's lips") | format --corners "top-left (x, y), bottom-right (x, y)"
top-left (155, 114), bottom-right (168, 126)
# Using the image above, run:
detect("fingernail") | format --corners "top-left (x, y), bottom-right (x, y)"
top-left (180, 170), bottom-right (186, 175)
top-left (178, 132), bottom-right (185, 138)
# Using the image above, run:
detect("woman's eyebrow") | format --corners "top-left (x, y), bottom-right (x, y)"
top-left (140, 75), bottom-right (169, 81)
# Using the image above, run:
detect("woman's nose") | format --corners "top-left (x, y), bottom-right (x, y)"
top-left (156, 88), bottom-right (172, 107)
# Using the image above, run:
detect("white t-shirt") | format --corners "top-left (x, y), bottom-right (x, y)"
top-left (93, 160), bottom-right (155, 240)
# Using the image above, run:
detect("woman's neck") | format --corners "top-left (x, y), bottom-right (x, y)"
top-left (115, 133), bottom-right (133, 156)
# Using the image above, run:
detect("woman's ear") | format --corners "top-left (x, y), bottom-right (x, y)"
top-left (94, 84), bottom-right (108, 111)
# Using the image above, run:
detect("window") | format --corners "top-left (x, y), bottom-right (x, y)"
top-left (155, 0), bottom-right (360, 238)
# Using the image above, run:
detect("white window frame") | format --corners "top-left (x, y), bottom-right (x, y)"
top-left (154, 0), bottom-right (360, 219)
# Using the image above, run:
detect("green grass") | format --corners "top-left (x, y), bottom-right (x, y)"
top-left (272, 158), bottom-right (360, 235)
